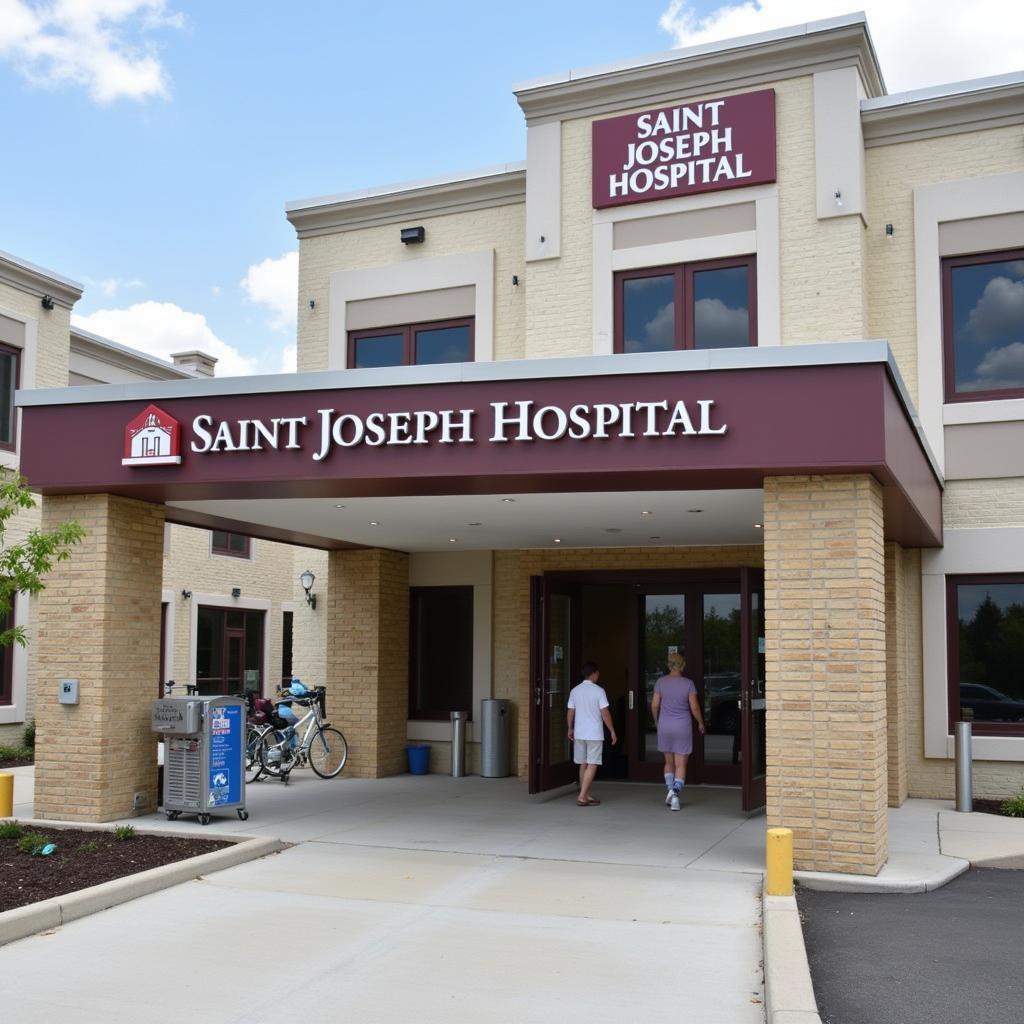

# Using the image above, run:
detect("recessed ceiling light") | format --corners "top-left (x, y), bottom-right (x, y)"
top-left (553, 538), bottom-right (562, 544)
top-left (467, 522), bottom-right (483, 527)
top-left (501, 498), bottom-right (516, 503)
top-left (449, 538), bottom-right (458, 543)
top-left (687, 508), bottom-right (703, 514)
top-left (649, 535), bottom-right (661, 540)
top-left (640, 510), bottom-right (653, 516)
top-left (334, 504), bottom-right (346, 509)
top-left (604, 527), bottom-right (622, 534)
top-left (754, 523), bottom-right (763, 529)
top-left (369, 521), bottom-right (380, 526)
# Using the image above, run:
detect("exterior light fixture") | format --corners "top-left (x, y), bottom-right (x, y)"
top-left (687, 508), bottom-right (703, 514)
top-left (500, 498), bottom-right (516, 503)
top-left (640, 510), bottom-right (653, 516)
top-left (754, 523), bottom-right (763, 530)
top-left (449, 538), bottom-right (458, 543)
top-left (833, 189), bottom-right (843, 208)
top-left (885, 223), bottom-right (894, 237)
top-left (300, 569), bottom-right (317, 610)
top-left (553, 538), bottom-right (562, 544)
top-left (400, 226), bottom-right (425, 245)
top-left (309, 298), bottom-right (316, 309)
top-left (41, 294), bottom-right (55, 310)
top-left (231, 587), bottom-right (242, 599)
top-left (334, 504), bottom-right (346, 509)
top-left (369, 521), bottom-right (380, 526)
top-left (181, 589), bottom-right (192, 600)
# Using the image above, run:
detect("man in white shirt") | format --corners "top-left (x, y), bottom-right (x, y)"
top-left (567, 661), bottom-right (617, 807)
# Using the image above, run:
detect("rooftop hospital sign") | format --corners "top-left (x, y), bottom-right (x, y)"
top-left (592, 89), bottom-right (776, 208)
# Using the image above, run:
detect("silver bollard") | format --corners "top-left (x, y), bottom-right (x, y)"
top-left (450, 710), bottom-right (468, 778)
top-left (955, 720), bottom-right (973, 813)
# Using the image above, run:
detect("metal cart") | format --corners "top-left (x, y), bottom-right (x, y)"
top-left (151, 695), bottom-right (249, 825)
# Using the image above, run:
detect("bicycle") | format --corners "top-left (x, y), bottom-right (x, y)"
top-left (258, 686), bottom-right (348, 782)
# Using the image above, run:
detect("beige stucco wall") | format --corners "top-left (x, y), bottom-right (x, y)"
top-left (864, 124), bottom-right (1024, 408)
top-left (297, 204), bottom-right (526, 372)
top-left (0, 281), bottom-right (70, 389)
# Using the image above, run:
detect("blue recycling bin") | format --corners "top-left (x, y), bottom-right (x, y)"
top-left (406, 744), bottom-right (431, 775)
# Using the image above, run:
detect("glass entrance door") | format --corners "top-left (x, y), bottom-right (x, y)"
top-left (530, 579), bottom-right (579, 792)
top-left (700, 590), bottom-right (743, 786)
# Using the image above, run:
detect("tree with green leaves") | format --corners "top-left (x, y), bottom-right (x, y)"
top-left (0, 471), bottom-right (85, 650)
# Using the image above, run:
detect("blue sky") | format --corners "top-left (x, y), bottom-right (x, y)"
top-left (1, 0), bottom-right (1020, 376)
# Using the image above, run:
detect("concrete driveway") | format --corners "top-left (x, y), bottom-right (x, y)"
top-left (5, 775), bottom-right (766, 1023)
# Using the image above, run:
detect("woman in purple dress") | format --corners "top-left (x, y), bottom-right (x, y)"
top-left (651, 652), bottom-right (705, 811)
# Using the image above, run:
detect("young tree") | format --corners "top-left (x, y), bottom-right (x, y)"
top-left (0, 471), bottom-right (85, 650)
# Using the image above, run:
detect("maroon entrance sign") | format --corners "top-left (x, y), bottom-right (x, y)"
top-left (18, 360), bottom-right (941, 549)
top-left (592, 89), bottom-right (776, 209)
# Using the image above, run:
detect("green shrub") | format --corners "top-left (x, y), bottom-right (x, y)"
top-left (113, 825), bottom-right (136, 841)
top-left (0, 819), bottom-right (24, 839)
top-left (17, 831), bottom-right (51, 855)
top-left (22, 719), bottom-right (35, 751)
top-left (77, 840), bottom-right (99, 854)
top-left (1001, 793), bottom-right (1024, 818)
top-left (0, 744), bottom-right (31, 760)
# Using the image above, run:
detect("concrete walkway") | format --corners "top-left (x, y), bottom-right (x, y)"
top-left (5, 775), bottom-right (767, 1024)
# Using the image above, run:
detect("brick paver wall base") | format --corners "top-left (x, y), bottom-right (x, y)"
top-left (764, 475), bottom-right (888, 875)
top-left (327, 548), bottom-right (409, 778)
top-left (34, 494), bottom-right (165, 821)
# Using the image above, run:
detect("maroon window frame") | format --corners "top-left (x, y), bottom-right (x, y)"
top-left (408, 585), bottom-right (474, 722)
top-left (942, 248), bottom-right (1024, 404)
top-left (946, 573), bottom-right (1024, 737)
top-left (614, 255), bottom-right (757, 354)
top-left (211, 530), bottom-right (251, 559)
top-left (347, 316), bottom-right (475, 369)
top-left (0, 342), bottom-right (21, 453)
top-left (0, 606), bottom-right (13, 705)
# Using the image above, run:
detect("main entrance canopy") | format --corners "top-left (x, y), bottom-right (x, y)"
top-left (18, 342), bottom-right (941, 548)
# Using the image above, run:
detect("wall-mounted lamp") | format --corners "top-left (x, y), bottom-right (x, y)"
top-left (512, 275), bottom-right (519, 287)
top-left (231, 587), bottom-right (242, 599)
top-left (300, 569), bottom-right (317, 610)
top-left (41, 294), bottom-right (55, 311)
top-left (833, 190), bottom-right (843, 208)
top-left (181, 589), bottom-right (192, 600)
top-left (309, 297), bottom-right (316, 309)
top-left (400, 226), bottom-right (425, 245)
top-left (885, 223), bottom-right (894, 237)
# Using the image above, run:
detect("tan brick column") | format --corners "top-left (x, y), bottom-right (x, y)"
top-left (764, 475), bottom-right (888, 875)
top-left (326, 548), bottom-right (409, 777)
top-left (34, 494), bottom-right (165, 821)
top-left (884, 542), bottom-right (913, 807)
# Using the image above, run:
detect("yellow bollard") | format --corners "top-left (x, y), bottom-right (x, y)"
top-left (0, 772), bottom-right (13, 819)
top-left (766, 827), bottom-right (794, 896)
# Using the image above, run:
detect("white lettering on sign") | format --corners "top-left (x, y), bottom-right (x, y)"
top-left (190, 399), bottom-right (727, 463)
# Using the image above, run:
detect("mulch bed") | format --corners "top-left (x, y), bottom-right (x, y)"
top-left (0, 755), bottom-right (33, 769)
top-left (0, 828), bottom-right (231, 913)
top-left (972, 798), bottom-right (1022, 819)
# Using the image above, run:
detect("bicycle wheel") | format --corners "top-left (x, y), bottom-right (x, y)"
top-left (308, 726), bottom-right (348, 778)
top-left (245, 726), bottom-right (270, 783)
top-left (259, 730), bottom-right (289, 777)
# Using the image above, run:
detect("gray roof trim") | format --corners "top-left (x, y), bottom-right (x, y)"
top-left (513, 13), bottom-right (885, 124)
top-left (18, 340), bottom-right (942, 484)
top-left (70, 326), bottom-right (197, 380)
top-left (0, 249), bottom-right (83, 309)
top-left (861, 71), bottom-right (1024, 147)
top-left (285, 163), bottom-right (526, 238)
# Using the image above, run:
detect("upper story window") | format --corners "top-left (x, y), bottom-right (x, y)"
top-left (348, 317), bottom-right (474, 369)
top-left (211, 530), bottom-right (251, 559)
top-left (942, 248), bottom-right (1024, 402)
top-left (615, 256), bottom-right (756, 354)
top-left (947, 574), bottom-right (1024, 736)
top-left (0, 343), bottom-right (21, 452)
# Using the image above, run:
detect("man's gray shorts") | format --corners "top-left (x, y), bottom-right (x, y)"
top-left (573, 739), bottom-right (603, 765)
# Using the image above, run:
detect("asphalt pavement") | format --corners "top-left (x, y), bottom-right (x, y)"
top-left (798, 868), bottom-right (1024, 1024)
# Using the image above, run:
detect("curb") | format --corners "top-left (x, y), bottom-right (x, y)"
top-left (762, 884), bottom-right (822, 1024)
top-left (0, 819), bottom-right (287, 948)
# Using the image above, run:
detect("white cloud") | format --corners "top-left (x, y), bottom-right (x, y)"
top-left (84, 275), bottom-right (144, 297)
top-left (966, 275), bottom-right (1024, 344)
top-left (0, 0), bottom-right (182, 103)
top-left (694, 296), bottom-right (748, 346)
top-left (280, 344), bottom-right (297, 373)
top-left (658, 1), bottom-right (1024, 92)
top-left (73, 300), bottom-right (257, 377)
top-left (240, 251), bottom-right (298, 332)
top-left (962, 342), bottom-right (1024, 391)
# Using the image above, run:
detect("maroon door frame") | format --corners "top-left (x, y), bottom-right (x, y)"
top-left (741, 568), bottom-right (767, 811)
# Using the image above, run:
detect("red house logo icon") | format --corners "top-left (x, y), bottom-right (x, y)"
top-left (122, 405), bottom-right (182, 467)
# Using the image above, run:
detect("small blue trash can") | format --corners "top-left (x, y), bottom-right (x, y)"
top-left (407, 744), bottom-right (431, 775)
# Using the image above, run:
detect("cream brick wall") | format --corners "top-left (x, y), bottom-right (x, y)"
top-left (884, 542), bottom-right (913, 806)
top-left (0, 281), bottom-right (70, 389)
top-left (864, 125), bottom-right (1024, 407)
top-left (297, 205), bottom-right (526, 371)
top-left (291, 547), bottom-right (329, 689)
top-left (34, 494), bottom-right (164, 821)
top-left (764, 475), bottom-right (888, 875)
top-left (942, 478), bottom-right (1024, 531)
top-left (501, 544), bottom-right (764, 779)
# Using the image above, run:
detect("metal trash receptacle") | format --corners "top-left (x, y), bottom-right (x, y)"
top-left (151, 695), bottom-right (249, 825)
top-left (480, 699), bottom-right (510, 778)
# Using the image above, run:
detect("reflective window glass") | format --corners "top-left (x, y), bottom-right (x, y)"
top-left (692, 265), bottom-right (751, 349)
top-left (0, 349), bottom-right (17, 447)
top-left (415, 324), bottom-right (471, 365)
top-left (622, 274), bottom-right (676, 353)
top-left (947, 256), bottom-right (1024, 396)
top-left (353, 333), bottom-right (404, 368)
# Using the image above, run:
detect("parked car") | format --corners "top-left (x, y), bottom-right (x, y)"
top-left (959, 682), bottom-right (1024, 723)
